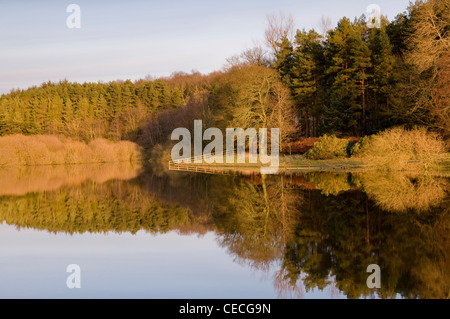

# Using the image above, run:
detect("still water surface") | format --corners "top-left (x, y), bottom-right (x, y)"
top-left (0, 164), bottom-right (448, 299)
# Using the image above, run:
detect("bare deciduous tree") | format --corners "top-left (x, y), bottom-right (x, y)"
top-left (224, 45), bottom-right (271, 69)
top-left (319, 15), bottom-right (332, 39)
top-left (405, 0), bottom-right (450, 144)
top-left (264, 13), bottom-right (295, 56)
top-left (240, 46), bottom-right (271, 67)
top-left (406, 0), bottom-right (450, 73)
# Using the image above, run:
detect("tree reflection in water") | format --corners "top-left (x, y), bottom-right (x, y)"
top-left (0, 166), bottom-right (448, 298)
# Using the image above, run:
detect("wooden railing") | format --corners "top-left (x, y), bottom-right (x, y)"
top-left (169, 150), bottom-right (235, 175)
top-left (168, 161), bottom-right (230, 175)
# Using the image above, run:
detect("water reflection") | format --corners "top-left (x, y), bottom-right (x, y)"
top-left (0, 166), bottom-right (448, 299)
top-left (359, 173), bottom-right (448, 212)
top-left (0, 162), bottom-right (143, 196)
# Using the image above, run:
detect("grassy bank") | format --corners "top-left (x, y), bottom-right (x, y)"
top-left (282, 153), bottom-right (450, 173)
top-left (168, 154), bottom-right (365, 174)
top-left (166, 127), bottom-right (449, 174)
top-left (0, 134), bottom-right (143, 167)
top-left (167, 153), bottom-right (450, 175)
top-left (280, 155), bottom-right (365, 171)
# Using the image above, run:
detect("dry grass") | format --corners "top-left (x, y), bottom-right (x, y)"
top-left (0, 134), bottom-right (143, 167)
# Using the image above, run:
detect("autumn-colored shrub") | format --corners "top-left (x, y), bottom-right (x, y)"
top-left (284, 138), bottom-right (319, 154)
top-left (359, 127), bottom-right (445, 171)
top-left (349, 136), bottom-right (371, 157)
top-left (305, 135), bottom-right (350, 160)
top-left (306, 172), bottom-right (352, 196)
top-left (360, 172), bottom-right (448, 212)
top-left (0, 134), bottom-right (143, 166)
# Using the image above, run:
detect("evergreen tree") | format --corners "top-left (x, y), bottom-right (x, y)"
top-left (324, 17), bottom-right (372, 136)
top-left (0, 77), bottom-right (192, 140)
top-left (368, 22), bottom-right (396, 131)
top-left (291, 29), bottom-right (324, 136)
top-left (273, 36), bottom-right (295, 85)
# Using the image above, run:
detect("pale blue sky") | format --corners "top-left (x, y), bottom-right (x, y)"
top-left (0, 223), bottom-right (349, 298)
top-left (0, 0), bottom-right (411, 95)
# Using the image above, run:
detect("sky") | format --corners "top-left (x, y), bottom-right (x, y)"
top-left (0, 0), bottom-right (412, 95)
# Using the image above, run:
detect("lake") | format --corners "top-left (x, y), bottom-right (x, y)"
top-left (0, 164), bottom-right (448, 299)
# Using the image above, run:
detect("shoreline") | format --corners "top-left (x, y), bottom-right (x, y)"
top-left (167, 154), bottom-right (450, 175)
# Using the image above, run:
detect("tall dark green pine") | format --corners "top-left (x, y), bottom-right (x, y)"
top-left (368, 23), bottom-right (396, 131)
top-left (273, 36), bottom-right (295, 85)
top-left (106, 82), bottom-right (123, 119)
top-left (291, 29), bottom-right (324, 136)
top-left (122, 80), bottom-right (136, 108)
top-left (148, 83), bottom-right (161, 110)
top-left (325, 17), bottom-right (372, 136)
top-left (154, 80), bottom-right (171, 110)
top-left (137, 82), bottom-right (153, 110)
top-left (350, 27), bottom-right (372, 135)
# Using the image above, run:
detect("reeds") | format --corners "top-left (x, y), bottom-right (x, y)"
top-left (0, 134), bottom-right (143, 167)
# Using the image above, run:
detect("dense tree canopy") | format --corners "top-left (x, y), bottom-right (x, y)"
top-left (271, 0), bottom-right (448, 140)
top-left (0, 0), bottom-right (447, 147)
top-left (0, 79), bottom-right (185, 141)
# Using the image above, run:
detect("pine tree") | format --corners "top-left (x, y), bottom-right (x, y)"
top-left (273, 36), bottom-right (295, 85)
top-left (368, 22), bottom-right (396, 131)
top-left (62, 98), bottom-right (74, 125)
top-left (291, 29), bottom-right (324, 136)
top-left (170, 87), bottom-right (184, 108)
top-left (46, 94), bottom-right (64, 134)
top-left (95, 94), bottom-right (108, 120)
top-left (325, 17), bottom-right (372, 136)
top-left (0, 99), bottom-right (9, 136)
top-left (122, 80), bottom-right (135, 108)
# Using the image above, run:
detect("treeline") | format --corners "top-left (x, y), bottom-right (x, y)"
top-left (272, 0), bottom-right (449, 139)
top-left (0, 0), bottom-right (448, 146)
top-left (0, 180), bottom-right (190, 234)
top-left (0, 78), bottom-right (187, 141)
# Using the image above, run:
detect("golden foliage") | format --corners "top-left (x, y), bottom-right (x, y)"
top-left (360, 172), bottom-right (448, 212)
top-left (0, 162), bottom-right (142, 196)
top-left (360, 127), bottom-right (446, 171)
top-left (0, 180), bottom-right (189, 235)
top-left (306, 172), bottom-right (352, 196)
top-left (0, 134), bottom-right (143, 167)
top-left (305, 135), bottom-right (350, 160)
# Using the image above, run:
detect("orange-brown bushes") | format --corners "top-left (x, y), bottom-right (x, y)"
top-left (284, 138), bottom-right (319, 154)
top-left (0, 134), bottom-right (143, 166)
top-left (358, 127), bottom-right (446, 171)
